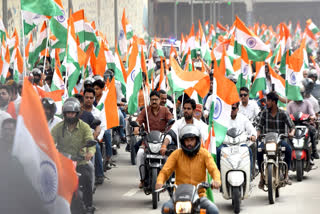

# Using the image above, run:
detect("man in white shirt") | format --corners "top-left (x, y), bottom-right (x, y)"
top-left (0, 110), bottom-right (12, 129)
top-left (238, 87), bottom-right (260, 122)
top-left (160, 98), bottom-right (208, 155)
top-left (216, 102), bottom-right (256, 177)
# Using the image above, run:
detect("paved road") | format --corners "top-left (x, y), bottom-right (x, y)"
top-left (94, 145), bottom-right (320, 214)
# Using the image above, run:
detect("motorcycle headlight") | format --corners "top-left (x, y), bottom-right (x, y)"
top-left (292, 138), bottom-right (304, 149)
top-left (175, 201), bottom-right (192, 214)
top-left (265, 142), bottom-right (277, 152)
top-left (149, 143), bottom-right (161, 153)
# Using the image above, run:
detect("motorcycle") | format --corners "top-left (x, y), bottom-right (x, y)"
top-left (60, 140), bottom-right (98, 214)
top-left (130, 119), bottom-right (175, 209)
top-left (220, 128), bottom-right (252, 214)
top-left (156, 182), bottom-right (212, 214)
top-left (126, 112), bottom-right (140, 165)
top-left (258, 133), bottom-right (289, 204)
top-left (290, 112), bottom-right (313, 181)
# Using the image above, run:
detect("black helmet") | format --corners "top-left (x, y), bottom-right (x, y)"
top-left (103, 69), bottom-right (114, 82)
top-left (62, 97), bottom-right (81, 124)
top-left (307, 69), bottom-right (318, 80)
top-left (302, 78), bottom-right (314, 95)
top-left (32, 67), bottom-right (42, 77)
top-left (84, 77), bottom-right (94, 88)
top-left (93, 75), bottom-right (104, 82)
top-left (41, 97), bottom-right (57, 120)
top-left (180, 124), bottom-right (201, 157)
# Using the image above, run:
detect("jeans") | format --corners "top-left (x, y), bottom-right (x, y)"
top-left (257, 140), bottom-right (292, 172)
top-left (94, 143), bottom-right (104, 177)
top-left (137, 147), bottom-right (145, 180)
top-left (307, 124), bottom-right (317, 153)
top-left (118, 109), bottom-right (126, 139)
top-left (161, 197), bottom-right (219, 214)
top-left (216, 143), bottom-right (253, 177)
top-left (76, 164), bottom-right (93, 208)
top-left (104, 130), bottom-right (112, 158)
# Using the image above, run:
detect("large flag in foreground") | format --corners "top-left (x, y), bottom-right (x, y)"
top-left (12, 79), bottom-right (78, 214)
top-left (21, 0), bottom-right (63, 17)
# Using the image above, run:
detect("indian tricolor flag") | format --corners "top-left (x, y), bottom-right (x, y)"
top-left (236, 46), bottom-right (252, 90)
top-left (221, 46), bottom-right (235, 76)
top-left (51, 63), bottom-right (65, 91)
top-left (49, 0), bottom-right (68, 48)
top-left (198, 20), bottom-right (211, 63)
top-left (306, 19), bottom-right (320, 35)
top-left (21, 0), bottom-right (63, 17)
top-left (13, 47), bottom-right (23, 83)
top-left (126, 39), bottom-right (143, 115)
top-left (104, 78), bottom-right (120, 129)
top-left (208, 24), bottom-right (216, 48)
top-left (285, 40), bottom-right (305, 101)
top-left (0, 46), bottom-right (10, 83)
top-left (212, 66), bottom-right (240, 147)
top-left (269, 64), bottom-right (285, 98)
top-left (294, 21), bottom-right (302, 42)
top-left (12, 79), bottom-right (78, 214)
top-left (66, 15), bottom-right (81, 96)
top-left (22, 11), bottom-right (46, 36)
top-left (234, 16), bottom-right (270, 62)
top-left (115, 47), bottom-right (127, 95)
top-left (249, 62), bottom-right (266, 98)
top-left (182, 24), bottom-right (197, 64)
top-left (168, 57), bottom-right (210, 98)
top-left (28, 21), bottom-right (48, 67)
top-left (72, 10), bottom-right (98, 46)
top-left (184, 48), bottom-right (193, 72)
top-left (0, 18), bottom-right (6, 41)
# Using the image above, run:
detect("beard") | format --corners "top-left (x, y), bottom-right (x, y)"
top-left (184, 113), bottom-right (193, 120)
top-left (65, 117), bottom-right (79, 125)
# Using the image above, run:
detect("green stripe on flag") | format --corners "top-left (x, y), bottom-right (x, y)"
top-left (128, 71), bottom-right (143, 114)
top-left (234, 42), bottom-right (269, 62)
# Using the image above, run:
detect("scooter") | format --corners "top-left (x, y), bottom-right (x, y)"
top-left (156, 182), bottom-right (212, 214)
top-left (220, 128), bottom-right (252, 214)
top-left (290, 112), bottom-right (313, 181)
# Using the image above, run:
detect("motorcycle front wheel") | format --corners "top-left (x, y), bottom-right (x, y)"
top-left (151, 168), bottom-right (159, 209)
top-left (267, 164), bottom-right (276, 204)
top-left (232, 186), bottom-right (241, 214)
top-left (296, 160), bottom-right (303, 182)
top-left (130, 136), bottom-right (136, 165)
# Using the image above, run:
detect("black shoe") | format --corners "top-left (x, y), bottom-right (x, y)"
top-left (125, 144), bottom-right (130, 152)
top-left (95, 176), bottom-right (104, 185)
top-left (312, 152), bottom-right (320, 159)
top-left (103, 162), bottom-right (112, 171)
top-left (86, 206), bottom-right (96, 214)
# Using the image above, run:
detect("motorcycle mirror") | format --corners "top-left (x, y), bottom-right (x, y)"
top-left (130, 121), bottom-right (139, 127)
top-left (166, 119), bottom-right (175, 127)
top-left (85, 140), bottom-right (97, 148)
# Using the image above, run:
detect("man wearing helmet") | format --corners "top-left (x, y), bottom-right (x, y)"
top-left (51, 97), bottom-right (96, 213)
top-left (156, 124), bottom-right (221, 214)
top-left (41, 97), bottom-right (62, 131)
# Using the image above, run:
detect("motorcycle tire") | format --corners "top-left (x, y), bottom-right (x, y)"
top-left (267, 164), bottom-right (276, 204)
top-left (232, 186), bottom-right (241, 214)
top-left (130, 136), bottom-right (136, 165)
top-left (276, 187), bottom-right (280, 198)
top-left (296, 160), bottom-right (303, 182)
top-left (152, 168), bottom-right (159, 209)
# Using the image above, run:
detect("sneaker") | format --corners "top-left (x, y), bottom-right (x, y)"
top-left (86, 206), bottom-right (96, 214)
top-left (95, 176), bottom-right (104, 185)
top-left (138, 181), bottom-right (144, 189)
top-left (258, 179), bottom-right (265, 190)
top-left (125, 144), bottom-right (131, 152)
top-left (285, 178), bottom-right (292, 185)
top-left (312, 152), bottom-right (320, 159)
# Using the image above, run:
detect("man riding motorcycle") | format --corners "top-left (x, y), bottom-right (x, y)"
top-left (238, 87), bottom-right (260, 122)
top-left (256, 92), bottom-right (295, 189)
top-left (51, 98), bottom-right (96, 213)
top-left (41, 97), bottom-right (62, 131)
top-left (156, 124), bottom-right (221, 214)
top-left (160, 98), bottom-right (208, 155)
top-left (134, 90), bottom-right (173, 188)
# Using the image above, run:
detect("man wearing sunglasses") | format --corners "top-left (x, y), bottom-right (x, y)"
top-left (216, 102), bottom-right (257, 178)
top-left (238, 87), bottom-right (260, 122)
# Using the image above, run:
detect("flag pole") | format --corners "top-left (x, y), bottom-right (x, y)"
top-left (42, 20), bottom-right (49, 74)
top-left (20, 8), bottom-right (27, 78)
top-left (142, 83), bottom-right (150, 133)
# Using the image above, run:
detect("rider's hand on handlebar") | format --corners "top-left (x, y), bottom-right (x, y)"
top-left (211, 180), bottom-right (221, 190)
top-left (160, 145), bottom-right (167, 156)
top-left (250, 136), bottom-right (256, 142)
top-left (155, 183), bottom-right (163, 190)
top-left (133, 127), bottom-right (139, 135)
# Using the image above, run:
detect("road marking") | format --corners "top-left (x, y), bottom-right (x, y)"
top-left (123, 188), bottom-right (140, 197)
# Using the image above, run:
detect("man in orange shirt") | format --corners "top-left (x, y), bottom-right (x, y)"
top-left (156, 124), bottom-right (221, 214)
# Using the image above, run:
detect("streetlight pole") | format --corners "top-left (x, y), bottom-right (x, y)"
top-left (115, 0), bottom-right (118, 46)
top-left (210, 0), bottom-right (213, 25)
top-left (217, 0), bottom-right (220, 23)
top-left (2, 0), bottom-right (7, 29)
top-left (202, 0), bottom-right (206, 25)
top-left (191, 0), bottom-right (194, 25)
